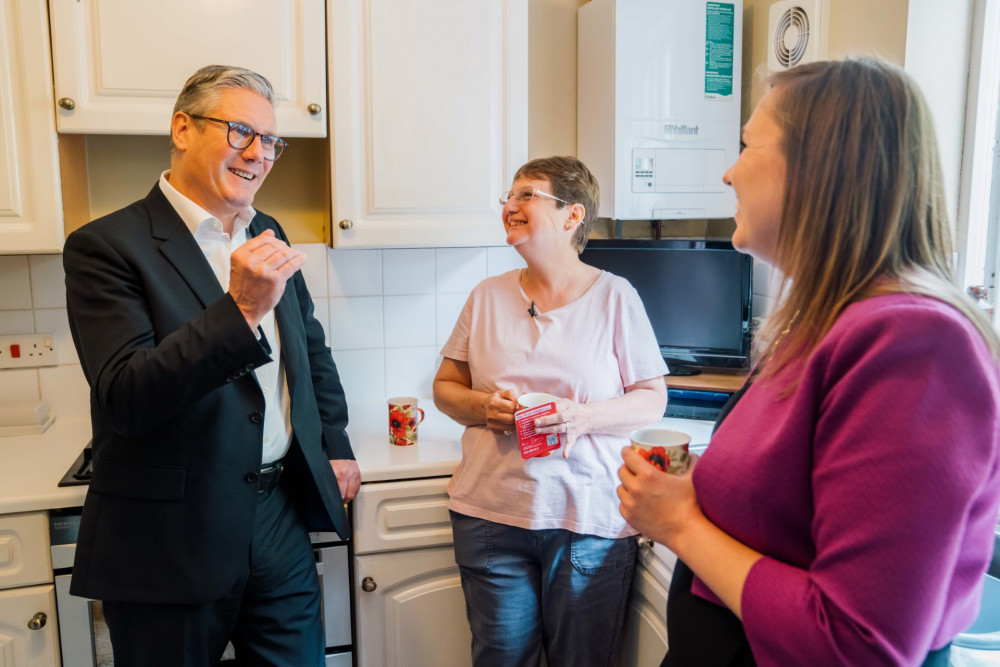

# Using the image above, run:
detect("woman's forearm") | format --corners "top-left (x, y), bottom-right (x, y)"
top-left (432, 378), bottom-right (490, 427)
top-left (581, 380), bottom-right (667, 436)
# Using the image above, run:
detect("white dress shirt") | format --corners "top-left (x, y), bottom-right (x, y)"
top-left (159, 171), bottom-right (293, 465)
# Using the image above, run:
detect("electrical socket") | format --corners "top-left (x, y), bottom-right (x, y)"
top-left (0, 333), bottom-right (59, 369)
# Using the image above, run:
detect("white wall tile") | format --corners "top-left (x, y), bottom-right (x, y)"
top-left (294, 243), bottom-right (329, 298)
top-left (0, 310), bottom-right (35, 334)
top-left (752, 260), bottom-right (771, 297)
top-left (436, 293), bottom-right (468, 347)
top-left (328, 297), bottom-right (384, 350)
top-left (333, 349), bottom-right (386, 402)
top-left (385, 346), bottom-right (440, 399)
top-left (38, 364), bottom-right (91, 420)
top-left (0, 256), bottom-right (31, 310)
top-left (310, 298), bottom-right (331, 347)
top-left (383, 295), bottom-right (436, 348)
top-left (0, 368), bottom-right (40, 403)
top-left (435, 248), bottom-right (487, 294)
top-left (383, 249), bottom-right (435, 295)
top-left (486, 246), bottom-right (525, 276)
top-left (33, 308), bottom-right (78, 364)
top-left (328, 248), bottom-right (382, 297)
top-left (753, 294), bottom-right (774, 319)
top-left (28, 255), bottom-right (66, 308)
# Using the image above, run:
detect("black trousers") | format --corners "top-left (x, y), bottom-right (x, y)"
top-left (661, 560), bottom-right (953, 666)
top-left (103, 471), bottom-right (323, 667)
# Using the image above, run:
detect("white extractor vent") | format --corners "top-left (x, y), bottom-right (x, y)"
top-left (767, 0), bottom-right (828, 72)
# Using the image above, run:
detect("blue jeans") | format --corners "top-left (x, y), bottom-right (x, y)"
top-left (450, 511), bottom-right (637, 667)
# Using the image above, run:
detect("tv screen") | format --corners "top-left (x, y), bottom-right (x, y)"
top-left (580, 239), bottom-right (753, 373)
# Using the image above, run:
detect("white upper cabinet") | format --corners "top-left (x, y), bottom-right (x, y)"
top-left (0, 0), bottom-right (64, 254)
top-left (48, 0), bottom-right (327, 137)
top-left (328, 0), bottom-right (528, 248)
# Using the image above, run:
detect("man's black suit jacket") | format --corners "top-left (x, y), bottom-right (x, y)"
top-left (63, 184), bottom-right (353, 604)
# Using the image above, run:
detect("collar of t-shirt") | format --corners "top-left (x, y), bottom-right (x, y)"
top-left (158, 171), bottom-right (292, 465)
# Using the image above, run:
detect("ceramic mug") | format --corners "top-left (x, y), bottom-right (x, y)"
top-left (388, 396), bottom-right (425, 446)
top-left (628, 427), bottom-right (691, 474)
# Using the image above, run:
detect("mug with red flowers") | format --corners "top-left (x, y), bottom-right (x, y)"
top-left (388, 396), bottom-right (425, 446)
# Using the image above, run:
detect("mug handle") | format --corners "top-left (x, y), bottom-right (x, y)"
top-left (414, 408), bottom-right (425, 425)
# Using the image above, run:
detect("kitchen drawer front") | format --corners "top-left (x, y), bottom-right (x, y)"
top-left (353, 477), bottom-right (453, 554)
top-left (0, 511), bottom-right (52, 589)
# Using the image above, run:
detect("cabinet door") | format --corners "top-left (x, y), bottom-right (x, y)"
top-left (0, 0), bottom-right (64, 254)
top-left (328, 0), bottom-right (528, 248)
top-left (354, 546), bottom-right (472, 667)
top-left (619, 543), bottom-right (672, 667)
top-left (48, 0), bottom-right (327, 137)
top-left (0, 585), bottom-right (60, 667)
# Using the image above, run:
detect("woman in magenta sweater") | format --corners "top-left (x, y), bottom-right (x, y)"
top-left (618, 58), bottom-right (1000, 666)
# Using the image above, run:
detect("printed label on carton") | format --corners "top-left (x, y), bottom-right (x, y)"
top-left (514, 403), bottom-right (563, 459)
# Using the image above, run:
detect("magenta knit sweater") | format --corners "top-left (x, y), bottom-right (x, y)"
top-left (691, 294), bottom-right (1000, 666)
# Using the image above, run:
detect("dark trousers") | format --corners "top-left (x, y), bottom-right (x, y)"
top-left (103, 472), bottom-right (323, 667)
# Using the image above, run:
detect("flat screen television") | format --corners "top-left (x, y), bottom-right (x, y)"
top-left (580, 239), bottom-right (753, 374)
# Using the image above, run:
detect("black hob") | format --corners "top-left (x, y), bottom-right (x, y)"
top-left (58, 442), bottom-right (92, 487)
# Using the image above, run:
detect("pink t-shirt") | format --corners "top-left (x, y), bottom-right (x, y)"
top-left (440, 269), bottom-right (667, 538)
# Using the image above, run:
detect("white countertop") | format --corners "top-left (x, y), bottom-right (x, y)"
top-left (0, 401), bottom-right (714, 515)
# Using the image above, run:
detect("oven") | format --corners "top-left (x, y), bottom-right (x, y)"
top-left (51, 458), bottom-right (354, 666)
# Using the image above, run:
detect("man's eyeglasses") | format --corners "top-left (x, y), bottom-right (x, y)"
top-left (499, 186), bottom-right (571, 207)
top-left (189, 115), bottom-right (288, 161)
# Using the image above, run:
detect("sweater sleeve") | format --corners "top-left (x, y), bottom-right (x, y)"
top-left (739, 301), bottom-right (1000, 665)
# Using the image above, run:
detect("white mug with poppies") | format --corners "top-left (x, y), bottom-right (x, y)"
top-left (388, 396), bottom-right (426, 446)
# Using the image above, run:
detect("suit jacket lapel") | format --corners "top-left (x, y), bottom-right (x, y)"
top-left (147, 184), bottom-right (225, 310)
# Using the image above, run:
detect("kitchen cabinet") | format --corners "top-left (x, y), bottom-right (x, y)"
top-left (328, 0), bottom-right (528, 248)
top-left (351, 477), bottom-right (472, 667)
top-left (0, 0), bottom-right (65, 254)
top-left (0, 512), bottom-right (60, 667)
top-left (619, 540), bottom-right (674, 666)
top-left (48, 0), bottom-right (327, 137)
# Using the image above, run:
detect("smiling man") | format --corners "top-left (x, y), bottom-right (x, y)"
top-left (62, 65), bottom-right (359, 666)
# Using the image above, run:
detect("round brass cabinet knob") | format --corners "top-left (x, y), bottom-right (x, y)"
top-left (57, 98), bottom-right (76, 111)
top-left (361, 576), bottom-right (377, 593)
top-left (338, 219), bottom-right (354, 230)
top-left (28, 611), bottom-right (47, 630)
top-left (307, 103), bottom-right (322, 116)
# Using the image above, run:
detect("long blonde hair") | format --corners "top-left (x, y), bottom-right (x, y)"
top-left (757, 57), bottom-right (999, 380)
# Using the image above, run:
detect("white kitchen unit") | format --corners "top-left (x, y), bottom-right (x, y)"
top-left (47, 0), bottom-right (327, 137)
top-left (620, 540), bottom-right (675, 666)
top-left (0, 512), bottom-right (60, 667)
top-left (0, 0), bottom-right (65, 254)
top-left (328, 0), bottom-right (528, 248)
top-left (351, 477), bottom-right (472, 667)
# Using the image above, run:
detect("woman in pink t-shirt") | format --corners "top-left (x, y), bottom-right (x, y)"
top-left (434, 156), bottom-right (668, 666)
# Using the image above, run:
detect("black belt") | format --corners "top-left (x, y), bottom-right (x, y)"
top-left (256, 460), bottom-right (284, 495)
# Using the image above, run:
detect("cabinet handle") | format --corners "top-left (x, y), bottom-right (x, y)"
top-left (58, 98), bottom-right (76, 111)
top-left (307, 103), bottom-right (323, 116)
top-left (339, 219), bottom-right (354, 230)
top-left (361, 576), bottom-right (377, 592)
top-left (27, 611), bottom-right (47, 630)
top-left (636, 535), bottom-right (654, 549)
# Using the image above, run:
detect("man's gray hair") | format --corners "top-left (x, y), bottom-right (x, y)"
top-left (170, 65), bottom-right (275, 150)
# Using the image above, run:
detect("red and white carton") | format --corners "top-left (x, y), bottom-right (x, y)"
top-left (514, 393), bottom-right (564, 459)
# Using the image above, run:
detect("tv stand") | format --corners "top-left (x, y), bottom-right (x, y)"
top-left (664, 369), bottom-right (748, 393)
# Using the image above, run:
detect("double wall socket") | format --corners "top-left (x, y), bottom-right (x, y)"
top-left (0, 334), bottom-right (58, 369)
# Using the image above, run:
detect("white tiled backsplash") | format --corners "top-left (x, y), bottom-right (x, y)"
top-left (0, 243), bottom-right (774, 422)
top-left (0, 246), bottom-right (527, 421)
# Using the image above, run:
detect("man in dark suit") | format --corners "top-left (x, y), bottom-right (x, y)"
top-left (63, 65), bottom-right (360, 666)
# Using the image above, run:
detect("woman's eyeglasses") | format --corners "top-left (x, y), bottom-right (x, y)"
top-left (499, 186), bottom-right (570, 207)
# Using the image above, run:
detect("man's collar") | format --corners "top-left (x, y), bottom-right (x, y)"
top-left (158, 170), bottom-right (256, 238)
